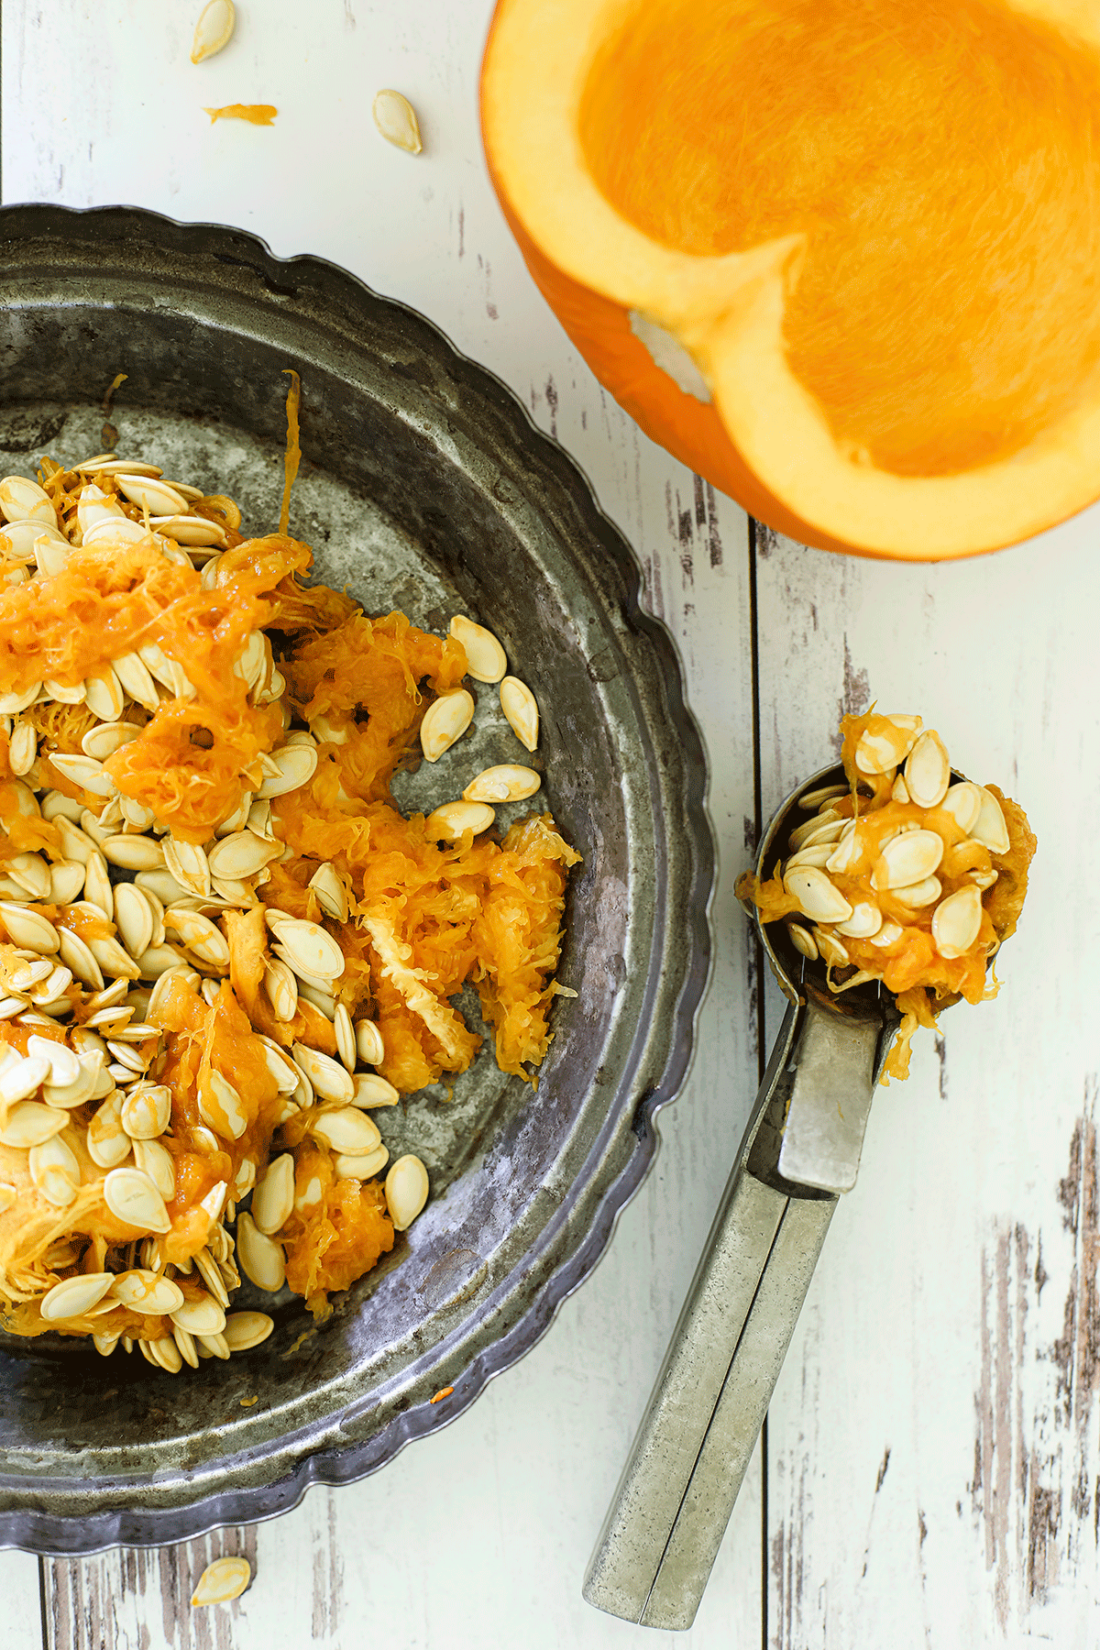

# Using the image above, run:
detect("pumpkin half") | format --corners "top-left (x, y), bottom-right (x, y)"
top-left (482, 0), bottom-right (1100, 559)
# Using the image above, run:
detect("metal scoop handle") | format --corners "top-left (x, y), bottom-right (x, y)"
top-left (582, 993), bottom-right (885, 1630)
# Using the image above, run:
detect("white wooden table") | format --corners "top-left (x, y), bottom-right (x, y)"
top-left (0, 3), bottom-right (1095, 1645)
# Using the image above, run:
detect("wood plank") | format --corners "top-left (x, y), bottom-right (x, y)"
top-left (0, 1549), bottom-right (46, 1649)
top-left (754, 515), bottom-right (1100, 1645)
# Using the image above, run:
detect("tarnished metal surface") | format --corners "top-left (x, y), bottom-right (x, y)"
top-left (0, 206), bottom-right (713, 1553)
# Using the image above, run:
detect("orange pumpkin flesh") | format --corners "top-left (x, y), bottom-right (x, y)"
top-left (482, 0), bottom-right (1100, 559)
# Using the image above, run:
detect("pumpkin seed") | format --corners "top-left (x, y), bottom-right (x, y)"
top-left (275, 918), bottom-right (345, 982)
top-left (170, 1291), bottom-right (227, 1338)
top-left (40, 1272), bottom-right (115, 1322)
top-left (57, 927), bottom-right (105, 990)
top-left (932, 883), bottom-right (983, 958)
top-left (798, 782), bottom-right (849, 812)
top-left (449, 614), bottom-right (506, 681)
top-left (223, 1311), bottom-right (274, 1352)
top-left (333, 1003), bottom-right (356, 1072)
top-left (133, 1137), bottom-right (176, 1201)
top-left (104, 1166), bottom-right (171, 1233)
top-left (786, 922), bottom-right (818, 960)
top-left (311, 1105), bottom-right (381, 1155)
top-left (462, 764), bottom-right (541, 804)
top-left (499, 676), bottom-right (539, 751)
top-left (0, 1051), bottom-right (52, 1105)
top-left (372, 88), bottom-right (423, 154)
top-left (307, 861), bottom-right (350, 923)
top-left (788, 810), bottom-right (845, 854)
top-left (148, 1334), bottom-right (185, 1373)
top-left (0, 903), bottom-right (59, 954)
top-left (48, 861), bottom-right (86, 905)
top-left (163, 838), bottom-right (211, 898)
top-left (251, 1154), bottom-right (295, 1235)
top-left (263, 957), bottom-right (299, 1022)
top-left (194, 1069), bottom-right (246, 1142)
top-left (114, 884), bottom-right (156, 959)
top-left (116, 474), bottom-right (188, 515)
top-left (149, 514), bottom-right (226, 547)
top-left (164, 908), bottom-right (230, 967)
top-left (195, 1330), bottom-right (231, 1360)
top-left (892, 875), bottom-right (942, 908)
top-left (255, 744), bottom-right (318, 799)
top-left (173, 1325), bottom-right (200, 1368)
top-left (971, 787), bottom-right (1011, 856)
top-left (351, 1071), bottom-right (400, 1108)
top-left (870, 829), bottom-right (944, 892)
top-left (84, 850), bottom-right (114, 921)
top-left (49, 752), bottom-right (116, 799)
top-left (8, 720), bottom-right (36, 776)
top-left (29, 1134), bottom-right (80, 1206)
top-left (353, 1018), bottom-right (385, 1067)
top-left (419, 689), bottom-right (475, 762)
top-left (292, 1043), bottom-right (354, 1104)
top-left (121, 1083), bottom-right (172, 1140)
top-left (814, 929), bottom-right (851, 968)
top-left (112, 1268), bottom-right (186, 1313)
top-left (75, 456), bottom-right (161, 477)
top-left (903, 730), bottom-right (950, 809)
top-left (0, 1099), bottom-right (68, 1147)
top-left (425, 800), bottom-right (496, 841)
top-left (256, 1035), bottom-right (300, 1093)
top-left (112, 651), bottom-right (160, 711)
top-left (82, 723), bottom-right (141, 763)
top-left (335, 1144), bottom-right (390, 1180)
top-left (783, 866), bottom-right (852, 925)
top-left (784, 842), bottom-right (838, 873)
top-left (0, 475), bottom-right (56, 525)
top-left (194, 1246), bottom-right (232, 1308)
top-left (236, 1212), bottom-right (286, 1292)
top-left (6, 851), bottom-right (50, 900)
top-left (853, 714), bottom-right (921, 775)
top-left (84, 667), bottom-right (125, 722)
top-left (26, 1035), bottom-right (80, 1088)
top-left (88, 935), bottom-right (142, 980)
top-left (385, 1153), bottom-right (429, 1231)
top-left (191, 1555), bottom-right (251, 1608)
top-left (0, 683), bottom-right (42, 715)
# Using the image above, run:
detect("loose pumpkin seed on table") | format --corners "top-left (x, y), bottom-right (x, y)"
top-left (0, 452), bottom-right (579, 1371)
top-left (738, 708), bottom-right (1036, 1081)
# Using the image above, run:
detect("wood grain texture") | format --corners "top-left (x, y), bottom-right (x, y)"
top-left (0, 1), bottom-right (764, 1645)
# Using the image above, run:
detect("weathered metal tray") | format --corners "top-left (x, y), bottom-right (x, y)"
top-left (0, 204), bottom-right (713, 1553)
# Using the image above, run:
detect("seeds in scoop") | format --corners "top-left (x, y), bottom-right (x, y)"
top-left (835, 901), bottom-right (883, 940)
top-left (891, 773), bottom-right (911, 804)
top-left (191, 1555), bottom-right (251, 1608)
top-left (373, 88), bottom-right (423, 154)
top-left (786, 922), bottom-right (818, 960)
top-left (904, 730), bottom-right (950, 809)
top-left (354, 1019), bottom-right (385, 1067)
top-left (385, 1153), bottom-right (429, 1231)
top-left (420, 689), bottom-right (475, 762)
top-left (870, 829), bottom-right (944, 892)
top-left (938, 781), bottom-right (983, 835)
top-left (462, 764), bottom-right (541, 804)
top-left (499, 676), bottom-right (539, 751)
top-left (971, 787), bottom-right (1010, 856)
top-left (351, 1072), bottom-right (400, 1108)
top-left (40, 1273), bottom-right (115, 1322)
top-left (425, 800), bottom-right (495, 841)
top-left (815, 930), bottom-right (850, 968)
top-left (236, 1212), bottom-right (287, 1292)
top-left (223, 1311), bottom-right (274, 1352)
top-left (104, 1167), bottom-right (171, 1233)
top-left (932, 883), bottom-right (983, 958)
top-left (892, 875), bottom-right (942, 908)
top-left (853, 714), bottom-right (922, 775)
top-left (784, 866), bottom-right (852, 925)
top-left (251, 1154), bottom-right (295, 1235)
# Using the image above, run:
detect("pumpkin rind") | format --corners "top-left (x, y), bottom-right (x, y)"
top-left (482, 0), bottom-right (1100, 559)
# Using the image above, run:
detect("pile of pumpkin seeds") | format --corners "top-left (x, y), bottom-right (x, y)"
top-left (779, 714), bottom-right (1012, 981)
top-left (0, 456), bottom-right (545, 1374)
